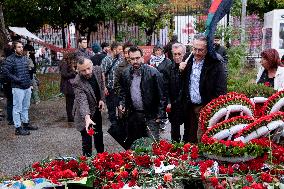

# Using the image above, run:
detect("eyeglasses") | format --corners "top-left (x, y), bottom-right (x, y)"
top-left (193, 47), bottom-right (206, 53)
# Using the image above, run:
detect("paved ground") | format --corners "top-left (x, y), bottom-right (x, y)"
top-left (0, 97), bottom-right (174, 178)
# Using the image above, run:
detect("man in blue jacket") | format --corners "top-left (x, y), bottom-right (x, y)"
top-left (3, 41), bottom-right (38, 135)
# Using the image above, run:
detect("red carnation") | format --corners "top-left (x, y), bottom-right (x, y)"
top-left (166, 106), bottom-right (171, 113)
top-left (260, 172), bottom-right (273, 183)
top-left (154, 158), bottom-right (161, 167)
top-left (210, 177), bottom-right (219, 187)
top-left (183, 143), bottom-right (191, 153)
top-left (246, 174), bottom-right (254, 183)
top-left (80, 156), bottom-right (87, 161)
top-left (132, 168), bottom-right (138, 178)
top-left (164, 173), bottom-right (173, 182)
top-left (87, 128), bottom-right (95, 136)
top-left (120, 171), bottom-right (129, 179)
top-left (264, 82), bottom-right (270, 87)
top-left (106, 171), bottom-right (115, 179)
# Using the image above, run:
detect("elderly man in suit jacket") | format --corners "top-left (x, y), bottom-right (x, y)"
top-left (73, 57), bottom-right (105, 156)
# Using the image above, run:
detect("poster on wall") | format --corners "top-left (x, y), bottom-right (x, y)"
top-left (279, 23), bottom-right (284, 49)
top-left (264, 28), bottom-right (272, 49)
top-left (174, 16), bottom-right (196, 45)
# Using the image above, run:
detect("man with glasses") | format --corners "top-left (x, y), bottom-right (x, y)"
top-left (179, 34), bottom-right (227, 143)
top-left (118, 46), bottom-right (165, 149)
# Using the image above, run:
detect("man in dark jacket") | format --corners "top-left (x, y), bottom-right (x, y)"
top-left (166, 43), bottom-right (187, 142)
top-left (118, 46), bottom-right (165, 149)
top-left (3, 41), bottom-right (38, 135)
top-left (214, 35), bottom-right (228, 65)
top-left (179, 34), bottom-right (227, 143)
top-left (75, 36), bottom-right (93, 59)
top-left (73, 57), bottom-right (105, 156)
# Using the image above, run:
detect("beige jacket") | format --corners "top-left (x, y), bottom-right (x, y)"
top-left (73, 66), bottom-right (105, 131)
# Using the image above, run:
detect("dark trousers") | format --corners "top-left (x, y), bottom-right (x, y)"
top-left (106, 89), bottom-right (118, 126)
top-left (6, 91), bottom-right (13, 123)
top-left (65, 94), bottom-right (75, 122)
top-left (125, 111), bottom-right (159, 149)
top-left (169, 105), bottom-right (184, 143)
top-left (171, 122), bottom-right (181, 142)
top-left (80, 110), bottom-right (104, 157)
top-left (183, 104), bottom-right (203, 143)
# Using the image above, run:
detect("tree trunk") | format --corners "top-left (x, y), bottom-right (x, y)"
top-left (0, 3), bottom-right (7, 36)
top-left (61, 24), bottom-right (66, 48)
top-left (114, 20), bottom-right (118, 41)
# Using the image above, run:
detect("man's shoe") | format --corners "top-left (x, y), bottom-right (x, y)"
top-left (23, 123), bottom-right (38, 130)
top-left (15, 127), bottom-right (30, 135)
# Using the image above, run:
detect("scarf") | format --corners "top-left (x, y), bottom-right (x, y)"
top-left (149, 54), bottom-right (165, 67)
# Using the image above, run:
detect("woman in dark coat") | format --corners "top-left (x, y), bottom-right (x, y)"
top-left (60, 52), bottom-right (77, 122)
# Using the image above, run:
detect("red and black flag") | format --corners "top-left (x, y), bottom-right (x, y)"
top-left (205, 0), bottom-right (234, 59)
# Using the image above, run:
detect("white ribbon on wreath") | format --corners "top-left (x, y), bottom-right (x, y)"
top-left (235, 120), bottom-right (284, 143)
top-left (269, 98), bottom-right (284, 114)
top-left (208, 105), bottom-right (253, 128)
top-left (250, 97), bottom-right (268, 104)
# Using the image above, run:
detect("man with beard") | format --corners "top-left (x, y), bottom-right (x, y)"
top-left (73, 57), bottom-right (105, 156)
top-left (166, 43), bottom-right (187, 142)
top-left (3, 41), bottom-right (38, 135)
top-left (118, 46), bottom-right (165, 149)
top-left (101, 42), bottom-right (123, 128)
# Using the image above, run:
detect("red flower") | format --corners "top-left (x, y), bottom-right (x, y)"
top-left (210, 177), bottom-right (219, 187)
top-left (183, 143), bottom-right (191, 153)
top-left (154, 158), bottom-right (161, 167)
top-left (79, 162), bottom-right (90, 172)
top-left (106, 171), bottom-right (115, 180)
top-left (190, 146), bottom-right (199, 159)
top-left (246, 174), bottom-right (254, 183)
top-left (80, 156), bottom-right (87, 161)
top-left (264, 82), bottom-right (270, 87)
top-left (87, 128), bottom-right (95, 136)
top-left (260, 172), bottom-right (273, 183)
top-left (132, 168), bottom-right (138, 179)
top-left (166, 106), bottom-right (171, 113)
top-left (164, 173), bottom-right (173, 182)
top-left (81, 171), bottom-right (88, 177)
top-left (120, 171), bottom-right (129, 179)
top-left (32, 162), bottom-right (41, 169)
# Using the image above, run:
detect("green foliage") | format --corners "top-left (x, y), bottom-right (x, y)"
top-left (194, 18), bottom-right (206, 33)
top-left (227, 44), bottom-right (275, 98)
top-left (102, 0), bottom-right (172, 45)
top-left (37, 73), bottom-right (61, 100)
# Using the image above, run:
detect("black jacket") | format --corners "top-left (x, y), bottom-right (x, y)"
top-left (182, 54), bottom-right (227, 106)
top-left (166, 62), bottom-right (185, 124)
top-left (3, 53), bottom-right (32, 89)
top-left (214, 45), bottom-right (228, 64)
top-left (119, 64), bottom-right (166, 119)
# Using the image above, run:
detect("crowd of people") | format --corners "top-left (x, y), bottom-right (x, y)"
top-left (1, 33), bottom-right (284, 157)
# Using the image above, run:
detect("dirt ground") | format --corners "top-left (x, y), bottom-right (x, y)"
top-left (0, 97), bottom-right (172, 178)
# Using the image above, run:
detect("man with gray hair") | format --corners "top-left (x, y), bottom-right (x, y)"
top-left (179, 33), bottom-right (227, 143)
top-left (73, 57), bottom-right (105, 156)
top-left (166, 42), bottom-right (187, 142)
